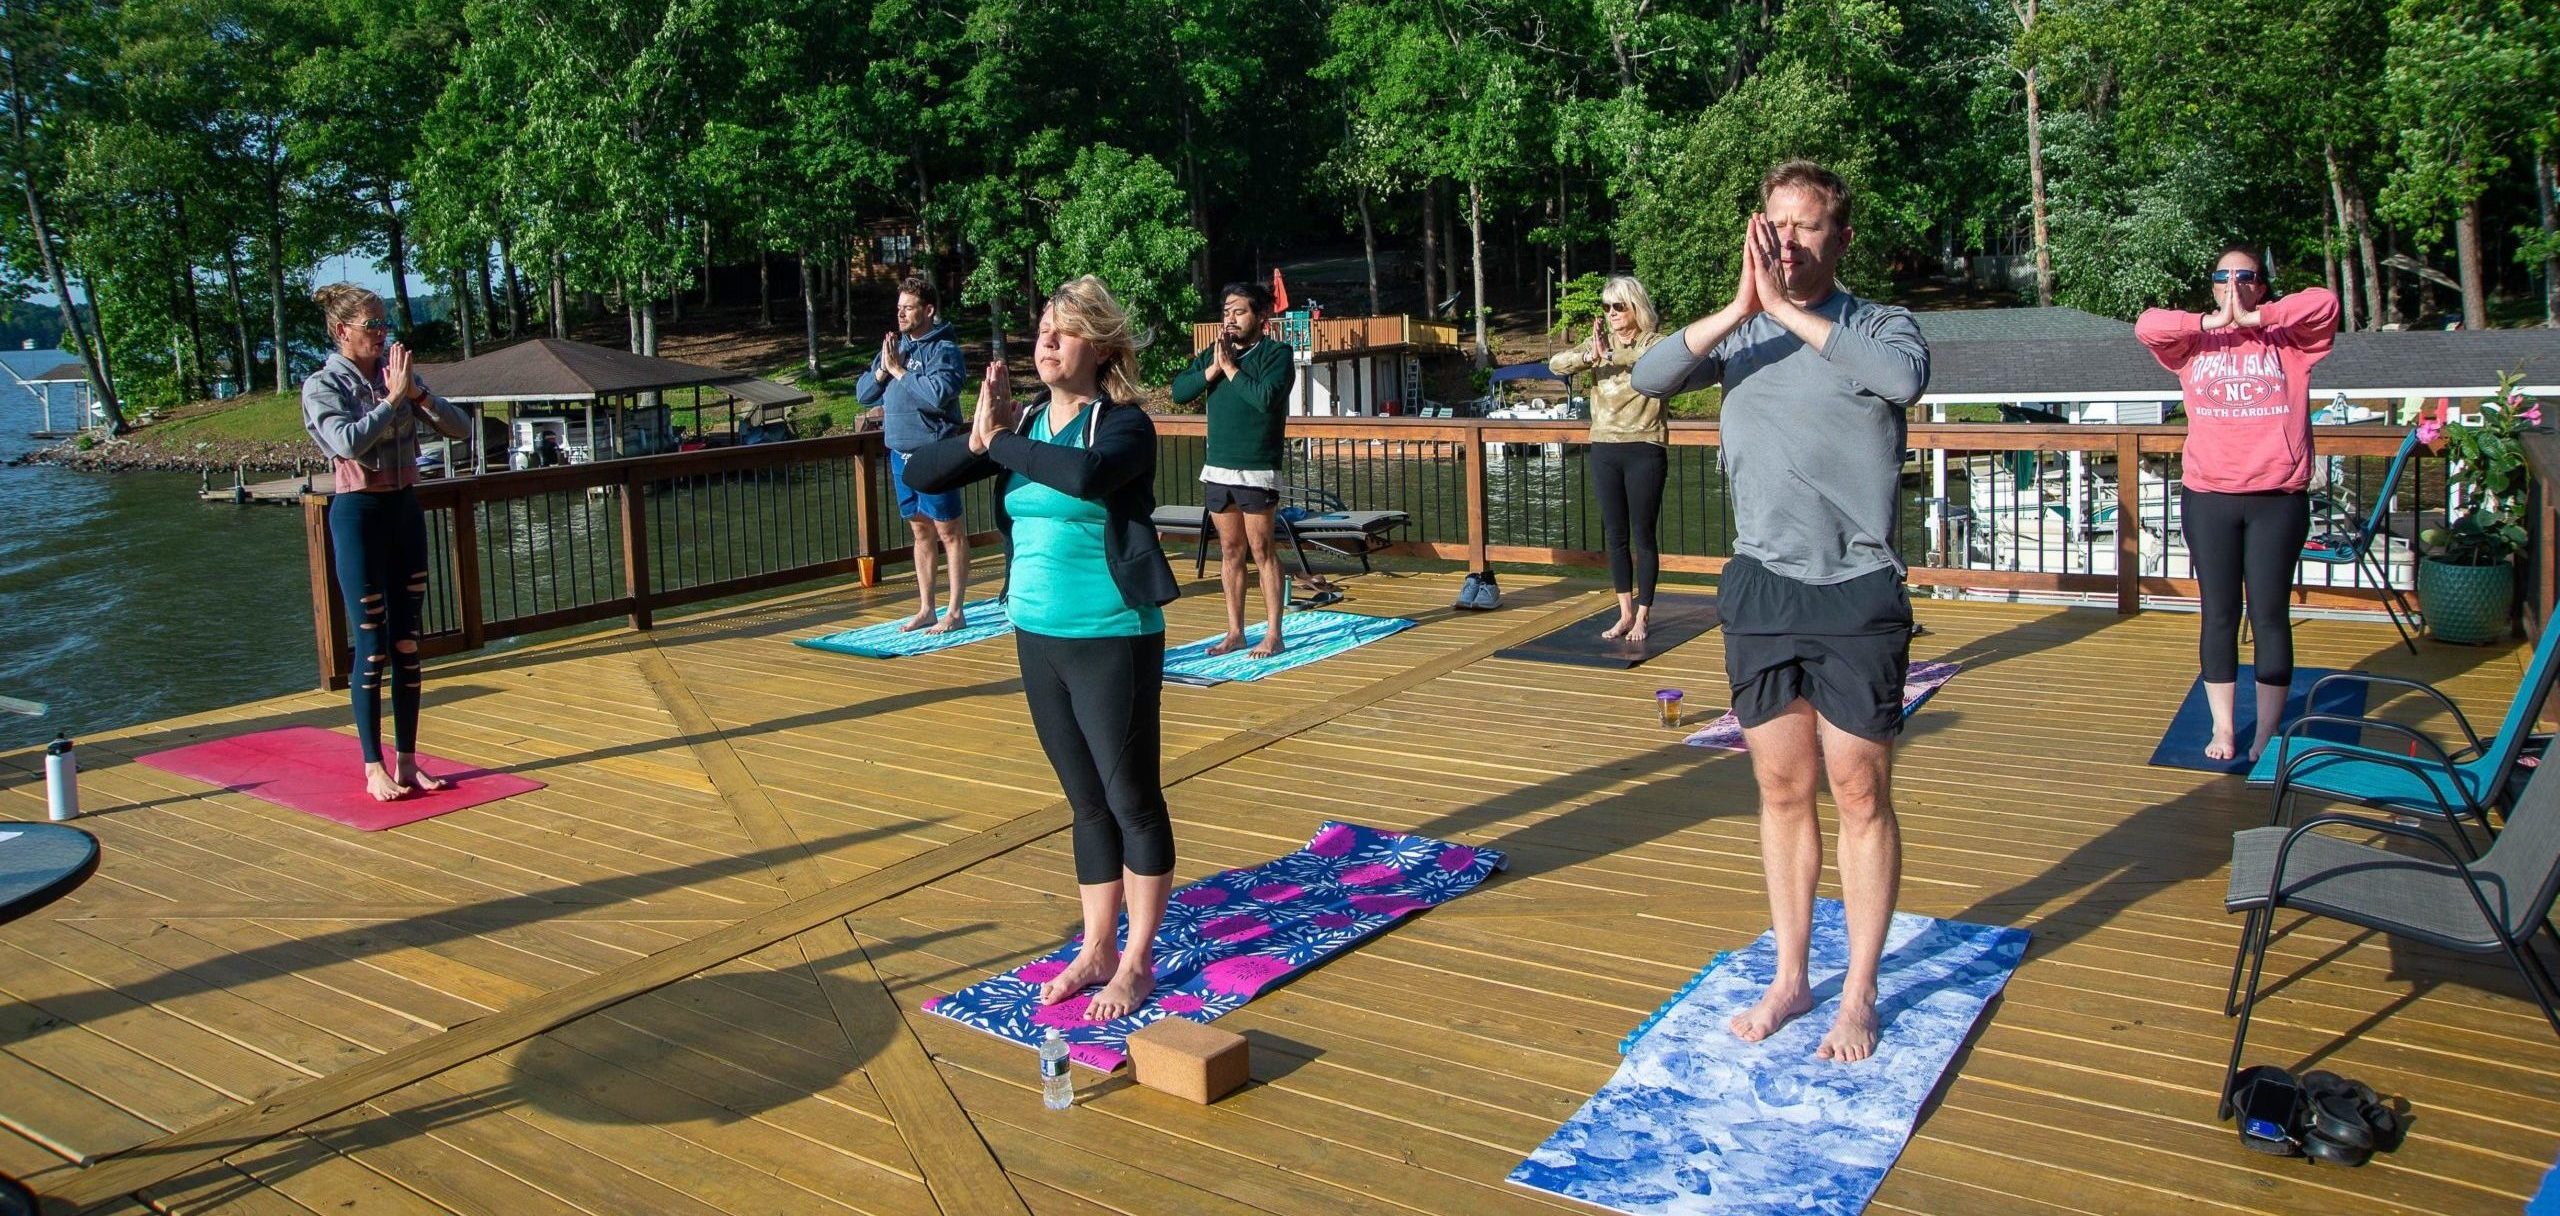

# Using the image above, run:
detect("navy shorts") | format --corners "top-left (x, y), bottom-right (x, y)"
top-left (891, 449), bottom-right (965, 522)
top-left (1203, 481), bottom-right (1279, 513)
top-left (1720, 555), bottom-right (1913, 742)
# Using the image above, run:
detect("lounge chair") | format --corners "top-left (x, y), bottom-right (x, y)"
top-left (2219, 734), bottom-right (2560, 1118)
top-left (1153, 485), bottom-right (1410, 581)
top-left (2248, 616), bottom-right (2560, 856)
top-left (2299, 428), bottom-right (2422, 653)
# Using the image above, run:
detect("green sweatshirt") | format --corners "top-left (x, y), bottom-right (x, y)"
top-left (1170, 335), bottom-right (1294, 471)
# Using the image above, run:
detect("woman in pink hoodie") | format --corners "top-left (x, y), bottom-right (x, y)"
top-left (2137, 246), bottom-right (2340, 763)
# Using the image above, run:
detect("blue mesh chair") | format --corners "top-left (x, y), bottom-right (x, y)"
top-left (2300, 428), bottom-right (2423, 653)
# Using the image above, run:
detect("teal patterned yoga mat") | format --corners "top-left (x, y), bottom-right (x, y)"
top-left (794, 598), bottom-right (1013, 658)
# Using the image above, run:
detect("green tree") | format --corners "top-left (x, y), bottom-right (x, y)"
top-left (1038, 143), bottom-right (1205, 383)
top-left (2378, 0), bottom-right (2540, 329)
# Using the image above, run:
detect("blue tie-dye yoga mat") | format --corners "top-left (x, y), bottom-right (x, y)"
top-left (1160, 610), bottom-right (1416, 686)
top-left (793, 598), bottom-right (1013, 658)
top-left (924, 821), bottom-right (1501, 1070)
top-left (1512, 899), bottom-right (2028, 1216)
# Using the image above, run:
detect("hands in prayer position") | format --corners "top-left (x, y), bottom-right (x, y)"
top-left (968, 359), bottom-right (1016, 454)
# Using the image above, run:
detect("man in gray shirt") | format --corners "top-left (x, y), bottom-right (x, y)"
top-left (1633, 160), bottom-right (1930, 1064)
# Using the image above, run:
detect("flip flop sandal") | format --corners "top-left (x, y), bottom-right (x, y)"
top-left (2227, 1065), bottom-right (2306, 1156)
top-left (2300, 1072), bottom-right (2377, 1155)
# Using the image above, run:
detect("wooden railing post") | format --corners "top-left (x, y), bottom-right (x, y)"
top-left (621, 468), bottom-right (654, 631)
top-left (852, 443), bottom-right (880, 587)
top-left (303, 493), bottom-right (349, 692)
top-left (2116, 431), bottom-right (2141, 614)
top-left (1463, 420), bottom-right (1489, 572)
top-left (451, 495), bottom-right (485, 650)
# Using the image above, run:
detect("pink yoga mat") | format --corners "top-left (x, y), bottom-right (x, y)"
top-left (136, 725), bottom-right (543, 831)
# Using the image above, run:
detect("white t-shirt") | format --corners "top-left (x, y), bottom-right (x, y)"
top-left (1200, 465), bottom-right (1280, 490)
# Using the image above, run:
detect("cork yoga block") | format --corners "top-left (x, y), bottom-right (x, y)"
top-left (1124, 1018), bottom-right (1250, 1104)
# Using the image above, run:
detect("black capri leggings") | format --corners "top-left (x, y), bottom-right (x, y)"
top-left (1589, 441), bottom-right (1667, 606)
top-left (1016, 629), bottom-right (1174, 884)
top-left (328, 488), bottom-right (430, 765)
top-left (2181, 488), bottom-right (2310, 687)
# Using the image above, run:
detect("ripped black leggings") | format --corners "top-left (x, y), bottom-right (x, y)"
top-left (329, 488), bottom-right (430, 765)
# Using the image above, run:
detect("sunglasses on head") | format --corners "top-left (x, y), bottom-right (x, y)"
top-left (2209, 269), bottom-right (2261, 284)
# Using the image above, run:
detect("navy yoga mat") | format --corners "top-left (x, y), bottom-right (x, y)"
top-left (2148, 665), bottom-right (2370, 774)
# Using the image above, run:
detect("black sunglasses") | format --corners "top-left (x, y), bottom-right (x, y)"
top-left (2209, 269), bottom-right (2261, 284)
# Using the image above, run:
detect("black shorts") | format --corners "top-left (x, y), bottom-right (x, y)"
top-left (1203, 481), bottom-right (1279, 513)
top-left (1720, 555), bottom-right (1914, 741)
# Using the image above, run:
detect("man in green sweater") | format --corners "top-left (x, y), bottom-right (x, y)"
top-left (1171, 282), bottom-right (1297, 657)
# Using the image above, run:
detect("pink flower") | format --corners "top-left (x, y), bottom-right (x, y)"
top-left (1436, 846), bottom-right (1480, 873)
top-left (1015, 960), bottom-right (1069, 984)
top-left (1200, 914), bottom-right (1273, 944)
top-left (2510, 391), bottom-right (2526, 408)
top-left (1249, 883), bottom-right (1304, 903)
top-left (1309, 824), bottom-right (1358, 857)
top-left (2525, 407), bottom-right (2544, 425)
top-left (1340, 863), bottom-right (1406, 886)
top-left (2417, 419), bottom-right (2444, 446)
top-left (1200, 954), bottom-right (1294, 996)
top-left (1173, 886), bottom-right (1231, 907)
top-left (1032, 997), bottom-right (1099, 1028)
top-left (1155, 992), bottom-right (1207, 1014)
top-left (1312, 912), bottom-right (1357, 930)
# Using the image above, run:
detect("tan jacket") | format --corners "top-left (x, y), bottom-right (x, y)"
top-left (1549, 331), bottom-right (1666, 445)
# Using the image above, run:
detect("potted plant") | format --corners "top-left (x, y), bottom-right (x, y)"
top-left (2409, 372), bottom-right (2542, 643)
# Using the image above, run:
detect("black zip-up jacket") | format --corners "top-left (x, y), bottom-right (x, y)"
top-left (900, 394), bottom-right (1181, 612)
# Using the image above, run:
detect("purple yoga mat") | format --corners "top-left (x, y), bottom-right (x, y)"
top-left (1683, 660), bottom-right (1962, 750)
top-left (922, 821), bottom-right (1504, 1070)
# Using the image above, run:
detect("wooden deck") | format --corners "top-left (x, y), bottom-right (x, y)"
top-left (3, 567), bottom-right (2555, 1215)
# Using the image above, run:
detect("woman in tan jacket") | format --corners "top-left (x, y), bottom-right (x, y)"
top-left (1549, 275), bottom-right (1667, 640)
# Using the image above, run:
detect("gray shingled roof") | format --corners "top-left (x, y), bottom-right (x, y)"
top-left (1909, 307), bottom-right (2133, 344)
top-left (1923, 328), bottom-right (2560, 402)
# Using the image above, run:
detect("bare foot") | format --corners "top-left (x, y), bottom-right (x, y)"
top-left (896, 607), bottom-right (938, 633)
top-left (1729, 979), bottom-right (1815, 1043)
top-left (924, 610), bottom-right (967, 636)
top-left (1816, 992), bottom-right (1880, 1063)
top-left (1599, 615), bottom-right (1634, 641)
top-left (1038, 949), bottom-right (1119, 1006)
top-left (2203, 730), bottom-right (2237, 762)
top-left (1627, 623), bottom-right (1650, 643)
top-left (364, 763), bottom-right (410, 803)
top-left (2247, 729), bottom-right (2276, 765)
top-left (1085, 963), bottom-right (1157, 1021)
top-left (1205, 632), bottom-right (1247, 657)
top-left (1249, 635), bottom-right (1285, 660)
top-left (397, 756), bottom-right (451, 793)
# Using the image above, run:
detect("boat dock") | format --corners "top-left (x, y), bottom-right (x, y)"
top-left (2, 565), bottom-right (2552, 1215)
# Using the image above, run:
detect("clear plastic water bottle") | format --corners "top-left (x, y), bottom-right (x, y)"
top-left (1039, 1028), bottom-right (1072, 1110)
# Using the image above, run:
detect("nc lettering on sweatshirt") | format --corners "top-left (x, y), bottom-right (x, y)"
top-left (2135, 288), bottom-right (2340, 494)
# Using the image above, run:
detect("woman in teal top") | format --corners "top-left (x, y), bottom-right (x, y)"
top-left (904, 275), bottom-right (1180, 1023)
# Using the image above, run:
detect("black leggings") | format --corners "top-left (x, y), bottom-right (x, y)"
top-left (2182, 489), bottom-right (2309, 687)
top-left (1016, 629), bottom-right (1173, 884)
top-left (329, 489), bottom-right (430, 764)
top-left (1590, 442), bottom-right (1667, 605)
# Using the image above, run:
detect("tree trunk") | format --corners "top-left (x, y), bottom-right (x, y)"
top-left (2023, 57), bottom-right (2054, 307)
top-left (758, 250), bottom-right (773, 327)
top-left (3, 47), bottom-right (121, 425)
top-left (1421, 185), bottom-right (1441, 317)
top-left (1180, 105), bottom-right (1211, 305)
top-left (640, 286), bottom-right (657, 357)
top-left (2352, 186), bottom-right (2382, 332)
top-left (500, 231), bottom-right (525, 336)
top-left (1357, 181), bottom-right (1380, 316)
top-left (267, 180), bottom-right (288, 394)
top-left (1440, 182), bottom-right (1459, 315)
top-left (2323, 144), bottom-right (2361, 331)
top-left (2382, 225), bottom-right (2402, 326)
top-left (2320, 210), bottom-right (2339, 312)
top-left (701, 220), bottom-right (714, 308)
top-left (381, 183), bottom-right (415, 329)
top-left (842, 247), bottom-right (856, 345)
top-left (1467, 178), bottom-right (1489, 368)
top-left (455, 269), bottom-right (475, 358)
top-left (2540, 150), bottom-right (2558, 329)
top-left (1558, 174), bottom-right (1570, 289)
top-left (2457, 188), bottom-right (2487, 330)
top-left (81, 268), bottom-right (120, 404)
top-left (222, 242), bottom-right (252, 393)
top-left (475, 253), bottom-right (496, 339)
top-left (549, 250), bottom-right (568, 339)
top-left (799, 250), bottom-right (821, 376)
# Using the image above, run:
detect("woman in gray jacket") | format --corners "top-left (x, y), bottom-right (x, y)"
top-left (301, 283), bottom-right (471, 802)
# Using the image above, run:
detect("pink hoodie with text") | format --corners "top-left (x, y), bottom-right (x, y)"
top-left (2135, 287), bottom-right (2340, 494)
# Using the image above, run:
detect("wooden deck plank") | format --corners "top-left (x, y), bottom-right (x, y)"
top-left (8, 574), bottom-right (2558, 1214)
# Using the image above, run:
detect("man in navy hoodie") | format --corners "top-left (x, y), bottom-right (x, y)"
top-left (859, 275), bottom-right (972, 632)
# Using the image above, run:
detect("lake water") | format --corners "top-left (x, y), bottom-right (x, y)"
top-left (0, 373), bottom-right (313, 753)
